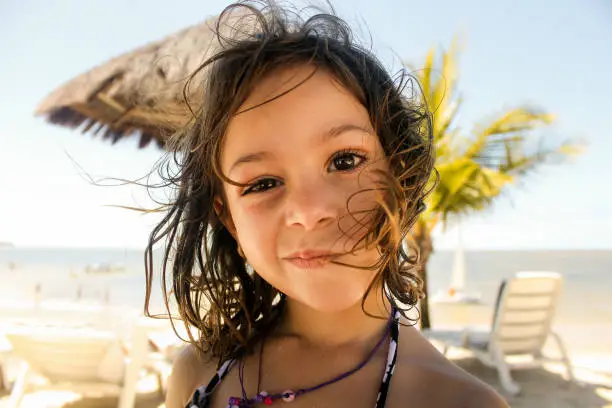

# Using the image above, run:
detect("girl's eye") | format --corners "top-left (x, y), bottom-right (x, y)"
top-left (329, 151), bottom-right (367, 172)
top-left (242, 178), bottom-right (281, 195)
top-left (241, 151), bottom-right (366, 196)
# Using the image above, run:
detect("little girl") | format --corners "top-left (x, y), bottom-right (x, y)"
top-left (145, 1), bottom-right (508, 407)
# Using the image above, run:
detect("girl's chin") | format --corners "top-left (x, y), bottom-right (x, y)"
top-left (284, 273), bottom-right (376, 313)
top-left (290, 295), bottom-right (366, 314)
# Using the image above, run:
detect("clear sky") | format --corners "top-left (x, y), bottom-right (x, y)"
top-left (1, 0), bottom-right (610, 250)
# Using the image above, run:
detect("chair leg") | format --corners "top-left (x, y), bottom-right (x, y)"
top-left (7, 362), bottom-right (30, 408)
top-left (550, 331), bottom-right (575, 383)
top-left (155, 371), bottom-right (165, 399)
top-left (118, 321), bottom-right (150, 408)
top-left (491, 347), bottom-right (521, 396)
top-left (0, 362), bottom-right (6, 391)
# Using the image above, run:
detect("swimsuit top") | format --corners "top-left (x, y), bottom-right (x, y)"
top-left (186, 309), bottom-right (400, 408)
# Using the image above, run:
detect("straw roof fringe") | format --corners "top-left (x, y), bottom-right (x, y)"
top-left (36, 16), bottom-right (223, 149)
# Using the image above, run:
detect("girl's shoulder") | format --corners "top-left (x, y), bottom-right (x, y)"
top-left (165, 344), bottom-right (219, 408)
top-left (392, 325), bottom-right (509, 408)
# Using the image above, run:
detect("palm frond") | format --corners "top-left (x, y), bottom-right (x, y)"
top-left (464, 107), bottom-right (555, 161)
top-left (429, 160), bottom-right (513, 222)
top-left (408, 36), bottom-right (462, 145)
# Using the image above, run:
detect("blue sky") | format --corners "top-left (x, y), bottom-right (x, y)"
top-left (1, 0), bottom-right (610, 249)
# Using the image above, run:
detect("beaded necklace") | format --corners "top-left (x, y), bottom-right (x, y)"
top-left (227, 308), bottom-right (396, 407)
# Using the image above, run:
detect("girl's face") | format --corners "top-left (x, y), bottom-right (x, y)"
top-left (220, 65), bottom-right (388, 313)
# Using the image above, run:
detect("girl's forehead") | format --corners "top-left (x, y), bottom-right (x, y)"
top-left (240, 64), bottom-right (321, 111)
top-left (221, 65), bottom-right (374, 167)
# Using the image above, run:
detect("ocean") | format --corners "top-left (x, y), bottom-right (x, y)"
top-left (1, 247), bottom-right (610, 352)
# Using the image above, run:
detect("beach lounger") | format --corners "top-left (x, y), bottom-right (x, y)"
top-left (4, 322), bottom-right (161, 408)
top-left (423, 271), bottom-right (575, 395)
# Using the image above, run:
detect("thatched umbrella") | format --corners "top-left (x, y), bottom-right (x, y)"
top-left (36, 16), bottom-right (223, 149)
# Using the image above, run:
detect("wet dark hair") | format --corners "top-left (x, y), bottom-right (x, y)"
top-left (144, 0), bottom-right (435, 366)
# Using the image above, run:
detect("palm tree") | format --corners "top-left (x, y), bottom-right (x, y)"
top-left (409, 39), bottom-right (582, 329)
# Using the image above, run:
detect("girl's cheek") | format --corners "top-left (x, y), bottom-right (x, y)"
top-left (235, 200), bottom-right (278, 239)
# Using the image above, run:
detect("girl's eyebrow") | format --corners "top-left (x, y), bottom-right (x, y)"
top-left (323, 123), bottom-right (374, 142)
top-left (229, 122), bottom-right (374, 173)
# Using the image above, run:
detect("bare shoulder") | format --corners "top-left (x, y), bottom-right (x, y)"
top-left (418, 354), bottom-right (508, 407)
top-left (462, 381), bottom-right (509, 408)
top-left (391, 325), bottom-right (509, 408)
top-left (165, 343), bottom-right (217, 408)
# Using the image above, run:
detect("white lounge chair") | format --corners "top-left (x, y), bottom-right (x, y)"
top-left (424, 271), bottom-right (575, 395)
top-left (4, 322), bottom-right (159, 408)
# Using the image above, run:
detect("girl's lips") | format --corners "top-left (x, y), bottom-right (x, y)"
top-left (284, 250), bottom-right (338, 269)
top-left (286, 249), bottom-right (335, 258)
top-left (284, 255), bottom-right (334, 269)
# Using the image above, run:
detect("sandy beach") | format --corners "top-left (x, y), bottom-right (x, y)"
top-left (0, 301), bottom-right (610, 408)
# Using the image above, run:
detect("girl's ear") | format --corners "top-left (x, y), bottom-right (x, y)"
top-left (214, 196), bottom-right (237, 237)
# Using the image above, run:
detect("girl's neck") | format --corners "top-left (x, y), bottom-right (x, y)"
top-left (273, 285), bottom-right (392, 351)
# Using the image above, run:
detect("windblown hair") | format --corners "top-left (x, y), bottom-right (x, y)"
top-left (144, 0), bottom-right (435, 367)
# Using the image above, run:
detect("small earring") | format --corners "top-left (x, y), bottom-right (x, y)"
top-left (237, 243), bottom-right (245, 259)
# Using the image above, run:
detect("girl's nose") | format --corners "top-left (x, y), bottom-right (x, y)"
top-left (284, 179), bottom-right (340, 231)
